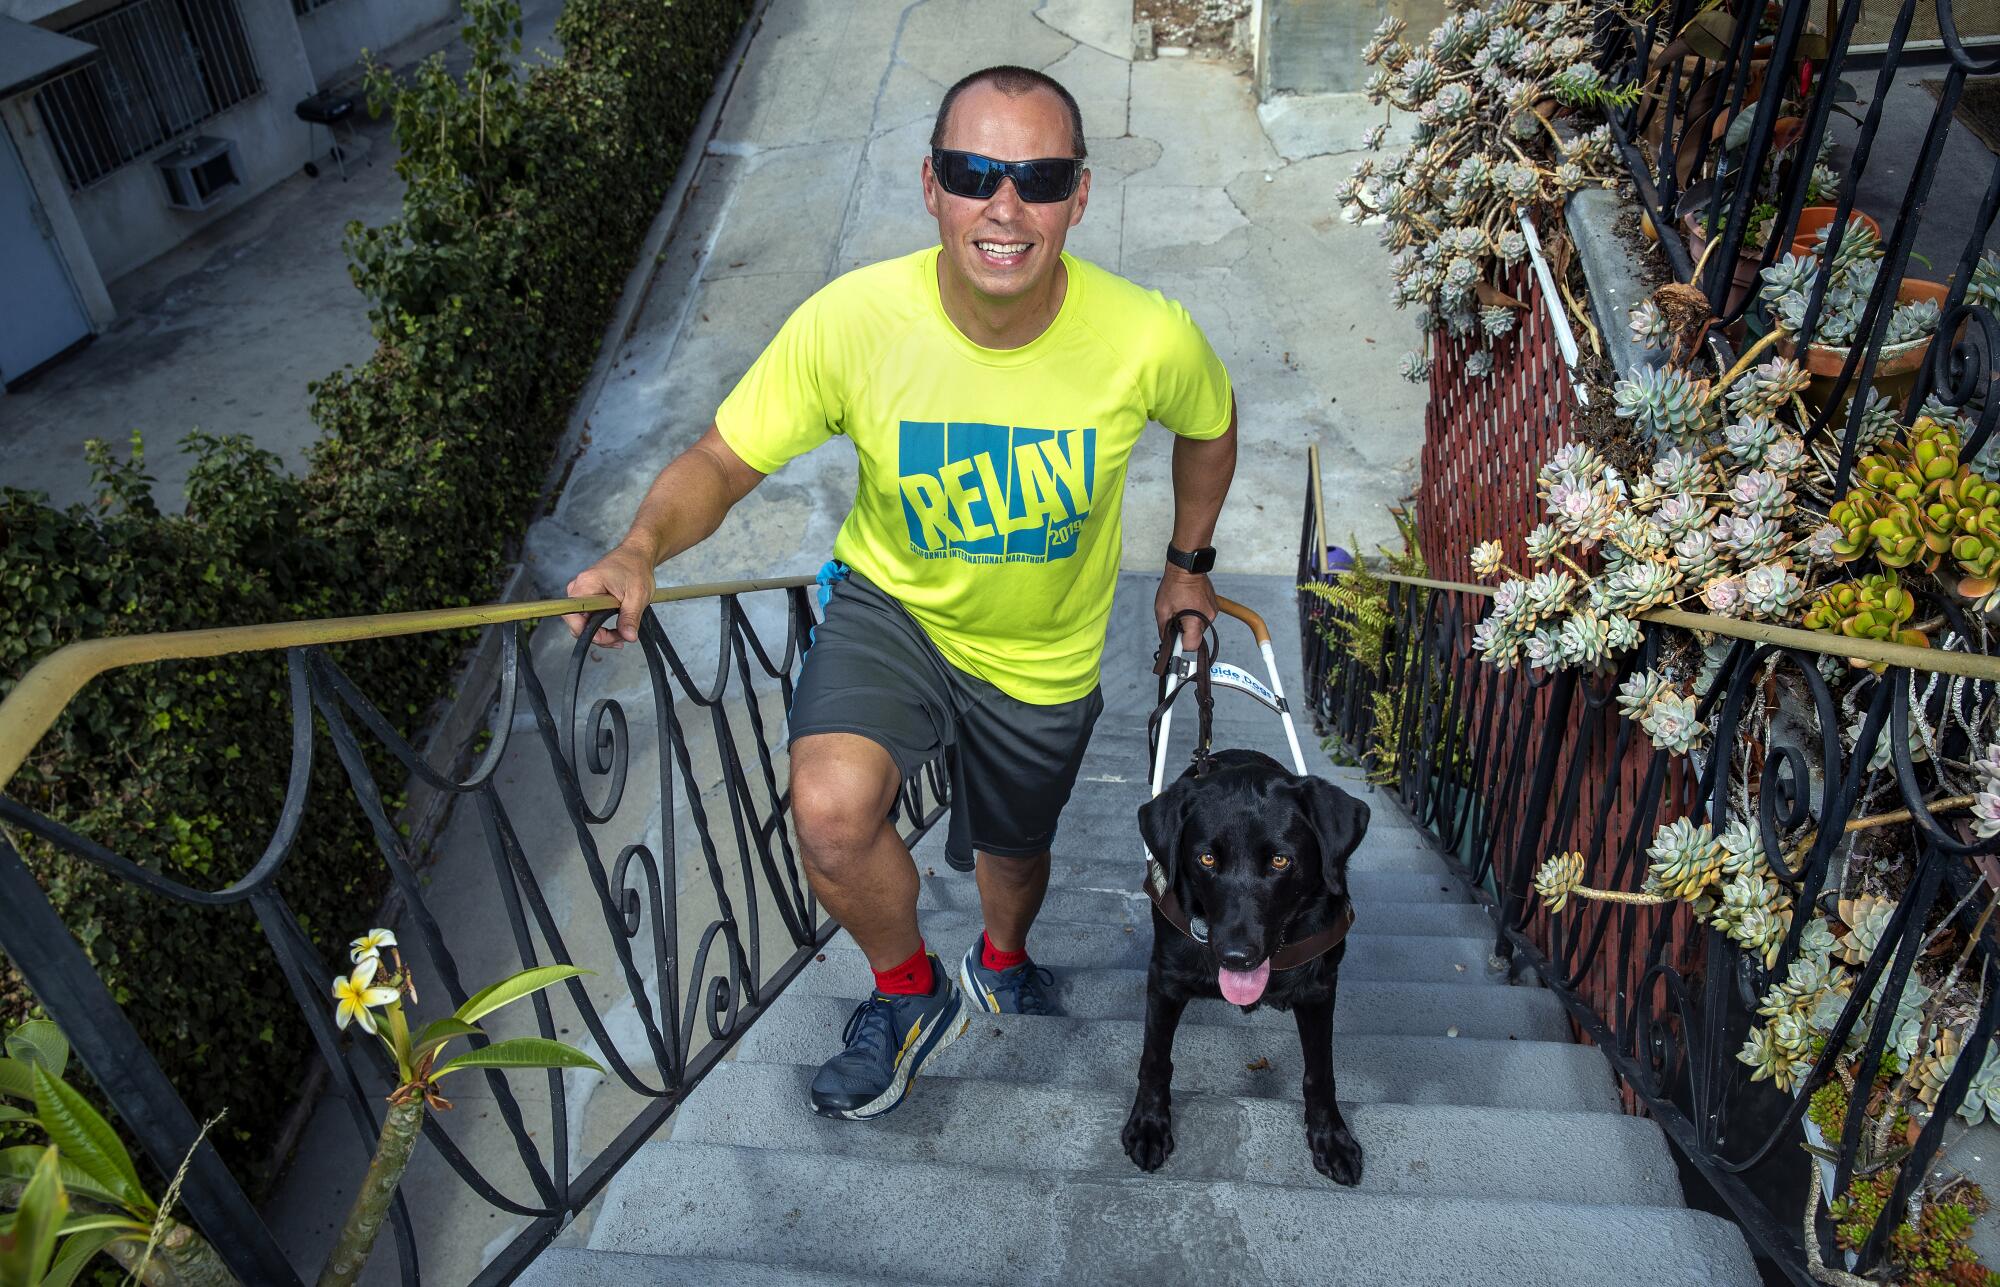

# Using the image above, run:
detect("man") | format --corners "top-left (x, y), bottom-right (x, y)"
top-left (565, 65), bottom-right (1236, 1120)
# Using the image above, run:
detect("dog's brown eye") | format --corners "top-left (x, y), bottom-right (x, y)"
top-left (1271, 855), bottom-right (1291, 870)
top-left (1198, 853), bottom-right (1217, 869)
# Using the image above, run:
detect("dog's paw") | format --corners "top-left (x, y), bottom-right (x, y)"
top-left (1121, 1104), bottom-right (1175, 1172)
top-left (1306, 1117), bottom-right (1363, 1186)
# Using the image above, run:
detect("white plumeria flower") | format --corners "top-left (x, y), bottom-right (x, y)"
top-left (332, 957), bottom-right (399, 1034)
top-left (350, 928), bottom-right (398, 964)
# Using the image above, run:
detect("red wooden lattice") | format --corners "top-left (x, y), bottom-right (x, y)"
top-left (1416, 261), bottom-right (1701, 1109)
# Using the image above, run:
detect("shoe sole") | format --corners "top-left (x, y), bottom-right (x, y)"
top-left (959, 946), bottom-right (1003, 1014)
top-left (813, 986), bottom-right (971, 1122)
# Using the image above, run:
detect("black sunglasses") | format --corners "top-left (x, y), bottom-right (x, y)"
top-left (930, 148), bottom-right (1084, 203)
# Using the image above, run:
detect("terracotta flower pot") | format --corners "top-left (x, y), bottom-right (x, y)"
top-left (1680, 211), bottom-right (1767, 318)
top-left (1778, 278), bottom-right (1950, 410)
top-left (1789, 207), bottom-right (1883, 262)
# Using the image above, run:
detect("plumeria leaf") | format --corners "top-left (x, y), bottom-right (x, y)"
top-left (6, 1022), bottom-right (70, 1079)
top-left (0, 1058), bottom-right (37, 1102)
top-left (452, 966), bottom-right (592, 1027)
top-left (434, 1038), bottom-right (604, 1079)
top-left (0, 1147), bottom-right (131, 1208)
top-left (39, 1226), bottom-right (131, 1287)
top-left (410, 1018), bottom-right (482, 1063)
top-left (0, 1146), bottom-right (65, 1286)
top-left (0, 1105), bottom-right (34, 1125)
top-left (30, 1066), bottom-right (151, 1217)
top-left (52, 1214), bottom-right (150, 1237)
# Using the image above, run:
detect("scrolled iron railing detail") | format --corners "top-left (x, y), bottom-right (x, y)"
top-left (1298, 448), bottom-right (2000, 1284)
top-left (0, 578), bottom-right (950, 1285)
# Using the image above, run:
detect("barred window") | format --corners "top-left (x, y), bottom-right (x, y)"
top-left (34, 0), bottom-right (262, 191)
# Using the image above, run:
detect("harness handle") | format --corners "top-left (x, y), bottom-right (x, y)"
top-left (1149, 611), bottom-right (1220, 776)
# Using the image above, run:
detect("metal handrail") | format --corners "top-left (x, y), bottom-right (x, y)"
top-left (0, 575), bottom-right (814, 793)
top-left (1303, 446), bottom-right (2000, 682)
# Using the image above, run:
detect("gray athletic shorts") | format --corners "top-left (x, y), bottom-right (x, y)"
top-left (788, 563), bottom-right (1103, 872)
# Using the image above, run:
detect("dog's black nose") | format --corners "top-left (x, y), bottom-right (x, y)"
top-left (1217, 946), bottom-right (1261, 970)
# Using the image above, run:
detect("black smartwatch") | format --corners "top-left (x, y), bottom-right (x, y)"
top-left (1166, 543), bottom-right (1216, 574)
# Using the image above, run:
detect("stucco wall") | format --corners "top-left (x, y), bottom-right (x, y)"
top-left (296, 0), bottom-right (461, 89)
top-left (43, 0), bottom-right (319, 284)
top-left (1256, 0), bottom-right (1449, 96)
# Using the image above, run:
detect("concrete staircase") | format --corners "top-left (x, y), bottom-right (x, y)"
top-left (521, 575), bottom-right (1759, 1286)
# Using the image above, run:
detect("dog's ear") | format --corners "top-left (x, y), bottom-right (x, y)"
top-left (1298, 777), bottom-right (1369, 895)
top-left (1137, 778), bottom-right (1193, 892)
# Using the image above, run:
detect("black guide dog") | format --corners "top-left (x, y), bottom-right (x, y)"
top-left (1122, 747), bottom-right (1370, 1184)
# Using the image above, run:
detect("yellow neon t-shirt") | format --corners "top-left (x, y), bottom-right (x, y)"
top-left (714, 246), bottom-right (1233, 705)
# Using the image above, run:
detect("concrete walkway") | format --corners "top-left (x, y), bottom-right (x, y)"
top-left (0, 0), bottom-right (564, 512)
top-left (525, 0), bottom-right (1424, 595)
top-left (261, 3), bottom-right (1427, 1283)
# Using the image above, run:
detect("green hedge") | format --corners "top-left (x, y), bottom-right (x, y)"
top-left (0, 0), bottom-right (750, 1180)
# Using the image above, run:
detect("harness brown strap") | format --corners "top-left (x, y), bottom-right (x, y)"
top-left (1142, 858), bottom-right (1357, 971)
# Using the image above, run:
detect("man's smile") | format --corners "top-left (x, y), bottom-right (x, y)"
top-left (974, 239), bottom-right (1032, 268)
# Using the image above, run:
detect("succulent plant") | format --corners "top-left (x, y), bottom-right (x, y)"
top-left (1814, 213), bottom-right (1881, 274)
top-left (1480, 305), bottom-right (1517, 340)
top-left (1718, 819), bottom-right (1769, 880)
top-left (1615, 365), bottom-right (1715, 445)
top-left (1885, 296), bottom-right (1942, 346)
top-left (1465, 348), bottom-right (1495, 377)
top-left (1533, 850), bottom-right (1587, 912)
top-left (1646, 817), bottom-right (1726, 899)
top-left (1701, 574), bottom-right (1749, 617)
top-left (1739, 1024), bottom-right (1804, 1090)
top-left (1957, 1041), bottom-right (2000, 1125)
top-left (1762, 434), bottom-right (1806, 476)
top-left (1741, 562), bottom-right (1805, 619)
top-left (1492, 577), bottom-right (1531, 624)
top-left (1470, 538), bottom-right (1505, 580)
top-left (1546, 479), bottom-right (1617, 546)
top-left (1617, 668), bottom-right (1668, 719)
top-left (1641, 690), bottom-right (1707, 753)
top-left (1471, 614), bottom-right (1524, 667)
top-left (1728, 469), bottom-right (1796, 519)
top-left (1399, 350), bottom-right (1432, 383)
top-left (1673, 528), bottom-right (1728, 585)
top-left (1556, 609), bottom-right (1613, 668)
top-left (1523, 569), bottom-right (1578, 619)
top-left (1525, 522), bottom-right (1564, 564)
top-left (1524, 625), bottom-right (1563, 669)
top-left (1651, 447), bottom-right (1713, 495)
top-left (1835, 895), bottom-right (1897, 965)
top-left (1723, 415), bottom-right (1780, 465)
top-left (1606, 613), bottom-right (1641, 652)
top-left (1801, 572), bottom-right (1928, 668)
top-left (1629, 300), bottom-right (1670, 349)
top-left (1400, 55), bottom-right (1442, 98)
top-left (1495, 229), bottom-right (1528, 264)
top-left (1726, 356), bottom-right (1810, 419)
top-left (1603, 559), bottom-right (1678, 612)
top-left (1540, 443), bottom-right (1607, 488)
top-left (1712, 513), bottom-right (1787, 565)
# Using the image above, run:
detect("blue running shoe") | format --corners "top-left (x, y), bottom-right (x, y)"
top-left (958, 939), bottom-right (1061, 1015)
top-left (808, 955), bottom-right (967, 1120)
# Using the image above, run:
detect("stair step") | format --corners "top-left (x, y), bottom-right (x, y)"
top-left (583, 1143), bottom-right (1761, 1285)
top-left (828, 911), bottom-right (1497, 980)
top-left (669, 1062), bottom-right (1685, 1205)
top-left (734, 993), bottom-right (1620, 1113)
top-left (519, 1248), bottom-right (923, 1287)
top-left (917, 878), bottom-right (1492, 937)
top-left (780, 966), bottom-right (1562, 1039)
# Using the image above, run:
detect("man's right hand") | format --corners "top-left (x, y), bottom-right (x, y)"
top-left (563, 541), bottom-right (658, 647)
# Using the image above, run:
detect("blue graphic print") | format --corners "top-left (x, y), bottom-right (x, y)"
top-left (897, 421), bottom-right (1098, 564)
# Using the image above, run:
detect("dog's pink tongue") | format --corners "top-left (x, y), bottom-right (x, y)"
top-left (1217, 960), bottom-right (1271, 1005)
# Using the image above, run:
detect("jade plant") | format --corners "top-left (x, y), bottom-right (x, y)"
top-left (1827, 416), bottom-right (2000, 610)
top-left (317, 930), bottom-right (602, 1287)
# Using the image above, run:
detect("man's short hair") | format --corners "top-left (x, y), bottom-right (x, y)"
top-left (930, 65), bottom-right (1087, 160)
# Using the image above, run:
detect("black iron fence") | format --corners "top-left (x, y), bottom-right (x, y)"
top-left (1603, 0), bottom-right (2000, 490)
top-left (0, 579), bottom-right (948, 1284)
top-left (1297, 457), bottom-right (2000, 1282)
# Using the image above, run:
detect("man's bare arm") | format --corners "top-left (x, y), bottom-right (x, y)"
top-left (563, 424), bottom-right (767, 646)
top-left (1155, 399), bottom-right (1239, 648)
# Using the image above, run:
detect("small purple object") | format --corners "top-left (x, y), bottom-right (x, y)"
top-left (1324, 545), bottom-right (1354, 572)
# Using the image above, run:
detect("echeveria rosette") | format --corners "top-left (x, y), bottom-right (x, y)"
top-left (1645, 817), bottom-right (1726, 899)
top-left (1640, 690), bottom-right (1707, 754)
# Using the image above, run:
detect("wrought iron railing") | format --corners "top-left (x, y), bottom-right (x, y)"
top-left (1601, 0), bottom-right (2000, 491)
top-left (1298, 446), bottom-right (2000, 1283)
top-left (0, 576), bottom-right (949, 1284)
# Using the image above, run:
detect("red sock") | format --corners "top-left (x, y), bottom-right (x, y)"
top-left (873, 943), bottom-right (934, 996)
top-left (981, 931), bottom-right (1028, 972)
